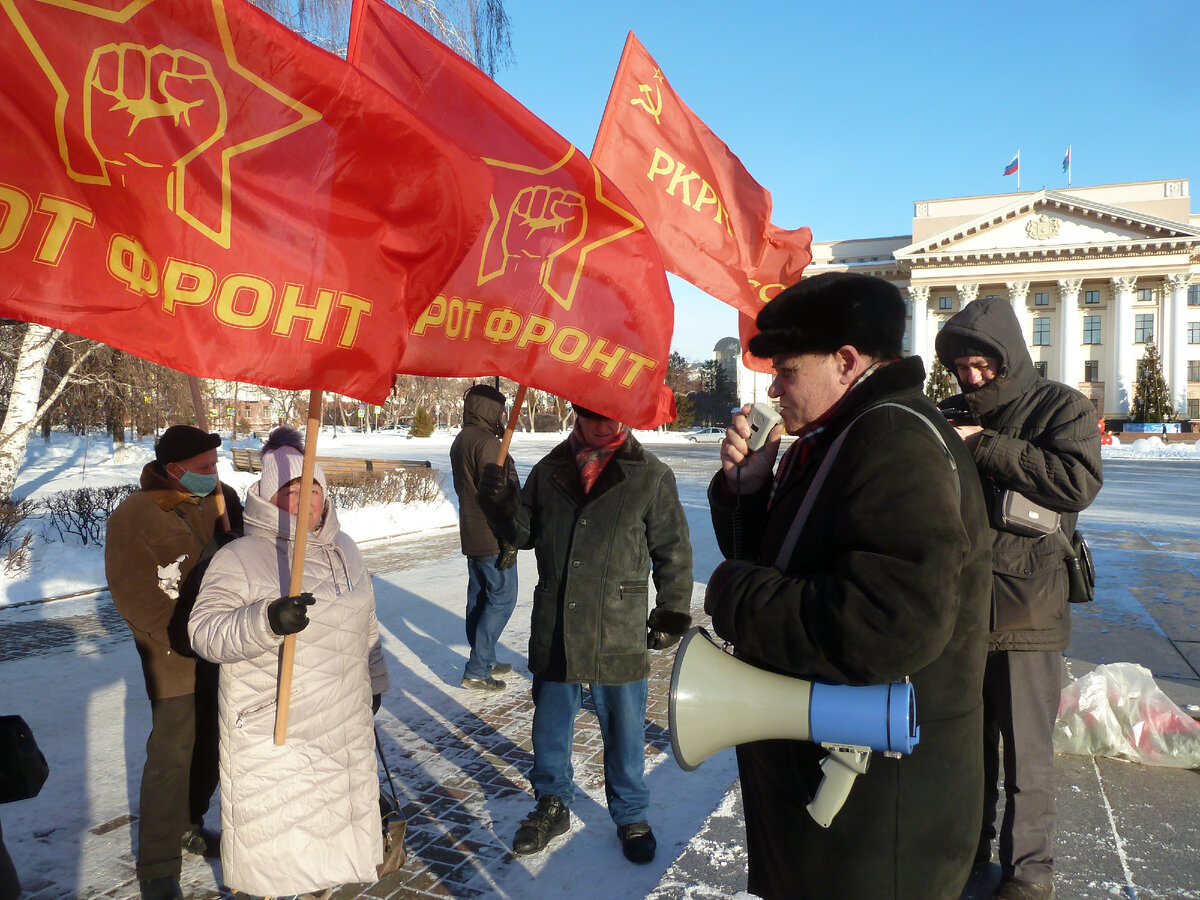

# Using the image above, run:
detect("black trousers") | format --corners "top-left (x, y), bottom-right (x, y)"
top-left (136, 660), bottom-right (220, 880)
top-left (980, 649), bottom-right (1062, 885)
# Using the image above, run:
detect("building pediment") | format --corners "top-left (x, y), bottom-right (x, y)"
top-left (893, 190), bottom-right (1200, 266)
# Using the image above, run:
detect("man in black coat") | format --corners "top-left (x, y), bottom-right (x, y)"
top-left (477, 405), bottom-right (693, 865)
top-left (449, 385), bottom-right (519, 692)
top-left (704, 272), bottom-right (993, 900)
top-left (936, 298), bottom-right (1102, 900)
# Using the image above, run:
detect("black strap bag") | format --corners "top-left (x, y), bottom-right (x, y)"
top-left (0, 716), bottom-right (49, 804)
top-left (1057, 528), bottom-right (1095, 604)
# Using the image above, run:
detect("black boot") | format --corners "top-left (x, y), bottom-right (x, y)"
top-left (617, 821), bottom-right (656, 864)
top-left (180, 825), bottom-right (221, 858)
top-left (139, 875), bottom-right (184, 900)
top-left (512, 795), bottom-right (569, 855)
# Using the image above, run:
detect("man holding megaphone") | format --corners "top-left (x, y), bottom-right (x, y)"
top-left (703, 273), bottom-right (993, 900)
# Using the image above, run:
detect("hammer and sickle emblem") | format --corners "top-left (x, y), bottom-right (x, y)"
top-left (630, 82), bottom-right (662, 124)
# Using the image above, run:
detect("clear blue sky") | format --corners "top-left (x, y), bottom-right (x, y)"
top-left (490, 0), bottom-right (1200, 361)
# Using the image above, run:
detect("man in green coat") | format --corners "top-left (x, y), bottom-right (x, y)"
top-left (705, 273), bottom-right (993, 900)
top-left (477, 405), bottom-right (693, 864)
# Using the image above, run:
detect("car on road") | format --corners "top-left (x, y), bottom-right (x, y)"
top-left (684, 426), bottom-right (726, 443)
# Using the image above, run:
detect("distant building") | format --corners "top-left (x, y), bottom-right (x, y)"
top-left (734, 178), bottom-right (1200, 421)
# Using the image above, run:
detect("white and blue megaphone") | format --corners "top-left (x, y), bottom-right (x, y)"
top-left (668, 627), bottom-right (920, 827)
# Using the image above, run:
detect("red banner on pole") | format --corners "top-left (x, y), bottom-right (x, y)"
top-left (348, 0), bottom-right (676, 428)
top-left (0, 0), bottom-right (491, 404)
top-left (592, 32), bottom-right (812, 372)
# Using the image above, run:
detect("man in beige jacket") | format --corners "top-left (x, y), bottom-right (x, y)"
top-left (106, 425), bottom-right (242, 900)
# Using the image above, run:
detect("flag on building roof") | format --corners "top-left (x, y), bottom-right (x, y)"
top-left (1063, 145), bottom-right (1072, 173)
top-left (1003, 151), bottom-right (1020, 176)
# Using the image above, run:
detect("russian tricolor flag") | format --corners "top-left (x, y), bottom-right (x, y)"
top-left (1003, 151), bottom-right (1019, 176)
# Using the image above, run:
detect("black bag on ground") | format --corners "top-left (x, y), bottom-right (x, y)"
top-left (0, 716), bottom-right (49, 804)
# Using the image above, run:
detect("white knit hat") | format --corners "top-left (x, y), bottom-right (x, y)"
top-left (257, 427), bottom-right (326, 501)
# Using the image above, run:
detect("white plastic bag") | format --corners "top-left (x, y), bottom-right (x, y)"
top-left (1053, 662), bottom-right (1200, 768)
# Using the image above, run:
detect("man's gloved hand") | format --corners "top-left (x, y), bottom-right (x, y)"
top-left (497, 540), bottom-right (519, 570)
top-left (477, 462), bottom-right (520, 519)
top-left (372, 693), bottom-right (382, 715)
top-left (646, 607), bottom-right (692, 650)
top-left (267, 593), bottom-right (316, 636)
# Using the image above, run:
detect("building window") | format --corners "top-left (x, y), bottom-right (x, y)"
top-left (1135, 313), bottom-right (1154, 343)
top-left (1034, 292), bottom-right (1049, 306)
top-left (1084, 360), bottom-right (1100, 382)
top-left (937, 319), bottom-right (947, 331)
top-left (1189, 285), bottom-right (1200, 306)
top-left (1033, 317), bottom-right (1050, 346)
top-left (1085, 290), bottom-right (1100, 305)
top-left (983, 294), bottom-right (999, 300)
top-left (939, 296), bottom-right (953, 310)
top-left (1137, 288), bottom-right (1154, 302)
top-left (902, 330), bottom-right (911, 353)
top-left (1188, 360), bottom-right (1200, 382)
top-left (1189, 322), bottom-right (1200, 344)
top-left (1190, 398), bottom-right (1200, 419)
top-left (1083, 315), bottom-right (1102, 344)
top-left (1033, 361), bottom-right (1048, 377)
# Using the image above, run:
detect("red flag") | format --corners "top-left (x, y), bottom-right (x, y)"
top-left (348, 0), bottom-right (675, 428)
top-left (0, 0), bottom-right (491, 404)
top-left (592, 32), bottom-right (811, 372)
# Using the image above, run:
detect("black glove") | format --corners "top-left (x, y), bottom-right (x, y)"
top-left (372, 693), bottom-right (382, 715)
top-left (267, 593), bottom-right (316, 636)
top-left (497, 540), bottom-right (519, 570)
top-left (646, 607), bottom-right (692, 650)
top-left (477, 462), bottom-right (520, 520)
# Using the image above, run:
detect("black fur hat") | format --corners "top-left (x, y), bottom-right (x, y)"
top-left (748, 272), bottom-right (905, 360)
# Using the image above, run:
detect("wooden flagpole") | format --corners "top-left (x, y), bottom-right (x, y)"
top-left (496, 384), bottom-right (527, 466)
top-left (274, 388), bottom-right (323, 745)
top-left (187, 375), bottom-right (231, 532)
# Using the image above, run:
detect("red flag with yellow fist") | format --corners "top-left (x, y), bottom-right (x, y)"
top-left (348, 0), bottom-right (676, 428)
top-left (0, 0), bottom-right (491, 403)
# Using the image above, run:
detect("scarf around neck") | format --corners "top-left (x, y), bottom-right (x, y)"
top-left (569, 422), bottom-right (629, 494)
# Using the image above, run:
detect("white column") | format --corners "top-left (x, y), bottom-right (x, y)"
top-left (1112, 275), bottom-right (1138, 414)
top-left (1058, 278), bottom-right (1083, 386)
top-left (956, 282), bottom-right (980, 314)
top-left (1006, 281), bottom-right (1031, 346)
top-left (1166, 273), bottom-right (1190, 416)
top-left (908, 285), bottom-right (931, 364)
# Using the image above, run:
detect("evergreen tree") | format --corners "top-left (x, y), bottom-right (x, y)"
top-left (924, 356), bottom-right (957, 403)
top-left (1130, 340), bottom-right (1175, 423)
top-left (411, 405), bottom-right (436, 437)
top-left (671, 394), bottom-right (697, 431)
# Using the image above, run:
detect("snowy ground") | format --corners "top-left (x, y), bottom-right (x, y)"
top-left (2, 428), bottom-right (1199, 899)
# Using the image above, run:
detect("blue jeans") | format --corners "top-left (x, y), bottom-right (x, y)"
top-left (464, 554), bottom-right (518, 680)
top-left (530, 677), bottom-right (650, 826)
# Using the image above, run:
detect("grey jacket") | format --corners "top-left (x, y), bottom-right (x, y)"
top-left (450, 390), bottom-right (517, 557)
top-left (936, 297), bottom-right (1103, 651)
top-left (189, 487), bottom-right (388, 896)
top-left (490, 433), bottom-right (693, 684)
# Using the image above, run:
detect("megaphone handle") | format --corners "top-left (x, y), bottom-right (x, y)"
top-left (806, 747), bottom-right (871, 828)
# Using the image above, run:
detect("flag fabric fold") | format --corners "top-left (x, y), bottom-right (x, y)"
top-left (348, 0), bottom-right (676, 428)
top-left (0, 0), bottom-right (492, 404)
top-left (591, 32), bottom-right (811, 373)
top-left (1004, 151), bottom-right (1020, 176)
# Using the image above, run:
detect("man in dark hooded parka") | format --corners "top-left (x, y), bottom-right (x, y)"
top-left (705, 272), bottom-right (994, 900)
top-left (935, 297), bottom-right (1102, 900)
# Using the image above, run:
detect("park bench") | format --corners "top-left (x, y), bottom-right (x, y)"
top-left (230, 447), bottom-right (431, 476)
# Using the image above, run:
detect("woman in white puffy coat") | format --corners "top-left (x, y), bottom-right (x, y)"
top-left (190, 430), bottom-right (388, 898)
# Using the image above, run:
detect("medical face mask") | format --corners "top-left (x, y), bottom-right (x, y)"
top-left (177, 469), bottom-right (218, 497)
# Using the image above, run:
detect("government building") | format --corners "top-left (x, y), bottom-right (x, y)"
top-left (738, 178), bottom-right (1200, 424)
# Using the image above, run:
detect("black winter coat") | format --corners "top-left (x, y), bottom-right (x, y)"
top-left (493, 433), bottom-right (693, 684)
top-left (706, 357), bottom-right (992, 900)
top-left (450, 391), bottom-right (518, 558)
top-left (936, 297), bottom-right (1103, 651)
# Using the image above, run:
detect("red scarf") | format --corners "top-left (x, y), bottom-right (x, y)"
top-left (770, 361), bottom-right (888, 508)
top-left (569, 423), bottom-right (629, 494)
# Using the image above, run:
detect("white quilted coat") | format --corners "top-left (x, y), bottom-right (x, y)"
top-left (189, 487), bottom-right (389, 896)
